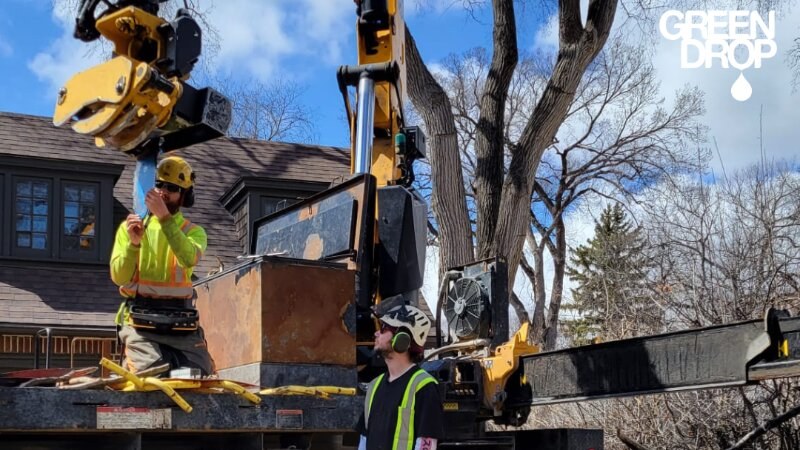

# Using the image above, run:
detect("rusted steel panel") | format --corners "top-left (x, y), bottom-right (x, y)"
top-left (195, 257), bottom-right (356, 372)
top-left (260, 259), bottom-right (356, 365)
top-left (195, 261), bottom-right (263, 371)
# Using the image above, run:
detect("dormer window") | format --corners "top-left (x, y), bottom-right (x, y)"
top-left (220, 177), bottom-right (330, 254)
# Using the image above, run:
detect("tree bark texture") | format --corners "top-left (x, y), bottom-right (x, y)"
top-left (543, 218), bottom-right (566, 349)
top-left (406, 28), bottom-right (474, 271)
top-left (491, 0), bottom-right (618, 296)
top-left (475, 0), bottom-right (518, 259)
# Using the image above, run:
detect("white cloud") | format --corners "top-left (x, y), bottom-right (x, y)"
top-left (27, 2), bottom-right (104, 98)
top-left (28, 1), bottom-right (356, 91)
top-left (533, 4), bottom-right (799, 172)
top-left (535, 13), bottom-right (559, 51)
top-left (206, 1), bottom-right (294, 78)
top-left (651, 7), bottom-right (800, 171)
top-left (0, 34), bottom-right (11, 57)
top-left (204, 0), bottom-right (353, 80)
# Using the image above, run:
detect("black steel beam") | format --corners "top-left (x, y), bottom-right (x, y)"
top-left (514, 320), bottom-right (771, 406)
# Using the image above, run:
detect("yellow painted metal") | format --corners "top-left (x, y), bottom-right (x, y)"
top-left (202, 380), bottom-right (262, 405)
top-left (118, 380), bottom-right (202, 391)
top-left (100, 357), bottom-right (145, 388)
top-left (99, 358), bottom-right (192, 413)
top-left (354, 0), bottom-right (406, 186)
top-left (98, 358), bottom-right (263, 409)
top-left (94, 7), bottom-right (167, 65)
top-left (139, 377), bottom-right (193, 413)
top-left (479, 323), bottom-right (540, 414)
top-left (52, 6), bottom-right (182, 153)
top-left (443, 402), bottom-right (459, 411)
top-left (53, 56), bottom-right (133, 134)
top-left (259, 385), bottom-right (357, 399)
top-left (780, 339), bottom-right (789, 357)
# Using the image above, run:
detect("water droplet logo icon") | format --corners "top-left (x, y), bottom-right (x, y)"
top-left (731, 72), bottom-right (752, 101)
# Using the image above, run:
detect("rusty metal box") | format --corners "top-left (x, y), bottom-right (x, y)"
top-left (195, 256), bottom-right (357, 385)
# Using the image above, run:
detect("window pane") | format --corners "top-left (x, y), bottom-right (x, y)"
top-left (64, 236), bottom-right (79, 251)
top-left (80, 221), bottom-right (95, 237)
top-left (80, 187), bottom-right (96, 202)
top-left (64, 218), bottom-right (79, 235)
top-left (32, 182), bottom-right (48, 198)
top-left (14, 178), bottom-right (50, 253)
top-left (80, 237), bottom-right (94, 250)
top-left (16, 181), bottom-right (31, 196)
top-left (262, 197), bottom-right (290, 216)
top-left (33, 200), bottom-right (48, 215)
top-left (16, 214), bottom-right (31, 231)
top-left (64, 202), bottom-right (79, 218)
top-left (32, 234), bottom-right (46, 249)
top-left (80, 204), bottom-right (96, 221)
top-left (62, 182), bottom-right (99, 257)
top-left (17, 233), bottom-right (30, 247)
top-left (33, 216), bottom-right (47, 232)
top-left (64, 186), bottom-right (79, 201)
top-left (16, 198), bottom-right (31, 214)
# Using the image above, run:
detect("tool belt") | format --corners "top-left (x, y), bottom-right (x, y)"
top-left (127, 297), bottom-right (199, 334)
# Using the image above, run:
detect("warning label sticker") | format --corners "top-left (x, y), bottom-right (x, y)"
top-left (276, 409), bottom-right (303, 429)
top-left (96, 406), bottom-right (172, 429)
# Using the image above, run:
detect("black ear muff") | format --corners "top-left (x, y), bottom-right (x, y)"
top-left (182, 187), bottom-right (195, 207)
top-left (391, 331), bottom-right (411, 353)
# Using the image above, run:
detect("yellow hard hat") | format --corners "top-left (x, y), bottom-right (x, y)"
top-left (157, 156), bottom-right (195, 190)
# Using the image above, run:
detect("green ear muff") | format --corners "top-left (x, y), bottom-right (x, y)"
top-left (391, 331), bottom-right (411, 353)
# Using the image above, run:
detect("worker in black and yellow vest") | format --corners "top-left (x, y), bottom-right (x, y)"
top-left (357, 304), bottom-right (445, 450)
top-left (110, 156), bottom-right (214, 376)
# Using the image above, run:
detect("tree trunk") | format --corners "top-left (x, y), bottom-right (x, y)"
top-left (510, 291), bottom-right (531, 324)
top-left (491, 0), bottom-right (618, 305)
top-left (406, 28), bottom-right (473, 271)
top-left (530, 239), bottom-right (547, 341)
top-left (475, 0), bottom-right (518, 259)
top-left (543, 217), bottom-right (566, 350)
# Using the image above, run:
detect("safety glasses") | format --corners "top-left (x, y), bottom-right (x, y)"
top-left (379, 323), bottom-right (396, 334)
top-left (155, 181), bottom-right (182, 193)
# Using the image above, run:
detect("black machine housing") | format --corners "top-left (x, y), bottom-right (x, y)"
top-left (375, 186), bottom-right (427, 304)
top-left (438, 258), bottom-right (509, 349)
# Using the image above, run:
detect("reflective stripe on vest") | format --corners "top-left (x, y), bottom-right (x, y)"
top-left (119, 218), bottom-right (198, 299)
top-left (364, 368), bottom-right (438, 450)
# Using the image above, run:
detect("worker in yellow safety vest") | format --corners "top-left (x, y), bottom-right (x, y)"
top-left (357, 304), bottom-right (445, 450)
top-left (110, 155), bottom-right (214, 376)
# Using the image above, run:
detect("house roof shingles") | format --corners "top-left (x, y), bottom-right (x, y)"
top-left (0, 112), bottom-right (349, 328)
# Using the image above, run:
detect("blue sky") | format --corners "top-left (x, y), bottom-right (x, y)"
top-left (2, 0), bottom-right (796, 171)
top-left (0, 0), bottom-right (547, 148)
top-left (3, 0), bottom-right (799, 314)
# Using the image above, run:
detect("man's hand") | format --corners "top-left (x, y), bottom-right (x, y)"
top-left (126, 214), bottom-right (144, 246)
top-left (145, 189), bottom-right (171, 221)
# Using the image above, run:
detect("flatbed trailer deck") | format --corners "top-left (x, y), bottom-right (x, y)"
top-left (0, 387), bottom-right (361, 449)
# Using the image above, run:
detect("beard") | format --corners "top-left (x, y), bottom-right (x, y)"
top-left (163, 195), bottom-right (182, 215)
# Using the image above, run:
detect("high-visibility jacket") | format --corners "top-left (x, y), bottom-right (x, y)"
top-left (364, 368), bottom-right (438, 450)
top-left (110, 212), bottom-right (206, 303)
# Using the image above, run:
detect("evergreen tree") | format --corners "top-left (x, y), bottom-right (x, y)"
top-left (564, 203), bottom-right (655, 345)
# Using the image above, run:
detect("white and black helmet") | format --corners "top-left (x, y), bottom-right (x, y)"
top-left (378, 304), bottom-right (431, 347)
